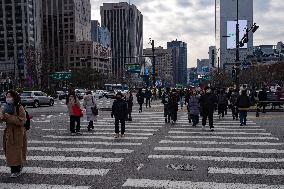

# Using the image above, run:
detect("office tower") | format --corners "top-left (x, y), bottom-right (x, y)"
top-left (167, 40), bottom-right (187, 85)
top-left (100, 2), bottom-right (143, 79)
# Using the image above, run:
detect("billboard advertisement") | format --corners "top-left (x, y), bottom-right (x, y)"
top-left (227, 20), bottom-right (247, 49)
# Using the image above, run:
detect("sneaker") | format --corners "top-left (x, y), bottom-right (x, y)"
top-left (76, 132), bottom-right (82, 136)
top-left (210, 128), bottom-right (214, 132)
top-left (120, 134), bottom-right (125, 137)
top-left (10, 172), bottom-right (21, 178)
top-left (240, 124), bottom-right (243, 126)
top-left (114, 134), bottom-right (119, 138)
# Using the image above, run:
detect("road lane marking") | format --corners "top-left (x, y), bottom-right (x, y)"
top-left (168, 131), bottom-right (271, 135)
top-left (0, 183), bottom-right (90, 189)
top-left (28, 140), bottom-right (142, 146)
top-left (166, 136), bottom-right (279, 140)
top-left (154, 147), bottom-right (284, 154)
top-left (159, 140), bottom-right (284, 146)
top-left (43, 135), bottom-right (148, 140)
top-left (122, 179), bottom-right (284, 189)
top-left (27, 147), bottom-right (133, 154)
top-left (148, 155), bottom-right (284, 163)
top-left (0, 166), bottom-right (109, 176)
top-left (0, 155), bottom-right (122, 163)
top-left (208, 167), bottom-right (284, 176)
top-left (171, 128), bottom-right (266, 131)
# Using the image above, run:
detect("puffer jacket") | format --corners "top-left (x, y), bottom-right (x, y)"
top-left (188, 96), bottom-right (200, 115)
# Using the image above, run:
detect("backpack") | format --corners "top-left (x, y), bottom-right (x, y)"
top-left (16, 104), bottom-right (31, 130)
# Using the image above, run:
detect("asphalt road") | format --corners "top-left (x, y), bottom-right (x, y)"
top-left (0, 99), bottom-right (283, 189)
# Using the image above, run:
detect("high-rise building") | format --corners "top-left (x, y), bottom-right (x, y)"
top-left (0, 0), bottom-right (42, 86)
top-left (208, 46), bottom-right (216, 68)
top-left (41, 0), bottom-right (91, 74)
top-left (91, 20), bottom-right (111, 48)
top-left (167, 40), bottom-right (187, 85)
top-left (215, 0), bottom-right (253, 69)
top-left (100, 2), bottom-right (143, 79)
top-left (143, 46), bottom-right (173, 84)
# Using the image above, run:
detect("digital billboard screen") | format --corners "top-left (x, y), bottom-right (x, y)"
top-left (227, 20), bottom-right (247, 49)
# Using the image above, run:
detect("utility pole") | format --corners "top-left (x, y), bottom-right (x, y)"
top-left (151, 40), bottom-right (156, 88)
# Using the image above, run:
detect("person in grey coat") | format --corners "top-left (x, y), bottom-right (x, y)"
top-left (188, 90), bottom-right (200, 127)
top-left (83, 91), bottom-right (97, 131)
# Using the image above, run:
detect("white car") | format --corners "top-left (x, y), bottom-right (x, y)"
top-left (94, 90), bottom-right (104, 99)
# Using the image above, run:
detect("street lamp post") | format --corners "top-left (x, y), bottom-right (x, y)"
top-left (235, 0), bottom-right (240, 90)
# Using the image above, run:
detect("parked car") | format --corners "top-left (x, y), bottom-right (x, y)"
top-left (94, 90), bottom-right (104, 99)
top-left (20, 91), bottom-right (54, 108)
top-left (75, 89), bottom-right (86, 100)
top-left (56, 91), bottom-right (68, 100)
top-left (105, 91), bottom-right (116, 99)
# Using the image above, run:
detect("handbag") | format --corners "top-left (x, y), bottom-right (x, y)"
top-left (72, 104), bottom-right (83, 117)
top-left (91, 105), bottom-right (99, 115)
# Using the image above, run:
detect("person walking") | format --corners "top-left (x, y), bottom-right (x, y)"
top-left (66, 91), bottom-right (82, 135)
top-left (111, 92), bottom-right (128, 138)
top-left (145, 88), bottom-right (152, 108)
top-left (217, 89), bottom-right (228, 119)
top-left (125, 90), bottom-right (133, 121)
top-left (230, 90), bottom-right (239, 120)
top-left (179, 89), bottom-right (185, 110)
top-left (258, 87), bottom-right (267, 113)
top-left (170, 89), bottom-right (179, 124)
top-left (200, 87), bottom-right (217, 131)
top-left (83, 91), bottom-right (97, 131)
top-left (188, 90), bottom-right (200, 127)
top-left (1, 90), bottom-right (27, 178)
top-left (136, 88), bottom-right (145, 113)
top-left (237, 90), bottom-right (251, 126)
top-left (162, 87), bottom-right (171, 123)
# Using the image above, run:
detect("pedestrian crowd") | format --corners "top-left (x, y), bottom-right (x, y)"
top-left (0, 85), bottom-right (282, 178)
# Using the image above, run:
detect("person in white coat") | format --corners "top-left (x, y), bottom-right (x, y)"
top-left (83, 91), bottom-right (97, 131)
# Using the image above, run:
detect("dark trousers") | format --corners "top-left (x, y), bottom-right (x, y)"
top-left (88, 121), bottom-right (94, 128)
top-left (70, 116), bottom-right (81, 133)
top-left (139, 103), bottom-right (143, 112)
top-left (171, 111), bottom-right (177, 122)
top-left (146, 98), bottom-right (151, 108)
top-left (11, 165), bottom-right (21, 173)
top-left (191, 114), bottom-right (199, 126)
top-left (115, 118), bottom-right (125, 134)
top-left (202, 111), bottom-right (214, 128)
top-left (218, 104), bottom-right (226, 117)
top-left (232, 106), bottom-right (239, 119)
top-left (239, 110), bottom-right (247, 125)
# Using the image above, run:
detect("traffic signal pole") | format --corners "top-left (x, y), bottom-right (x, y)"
top-left (151, 40), bottom-right (156, 88)
top-left (235, 0), bottom-right (240, 91)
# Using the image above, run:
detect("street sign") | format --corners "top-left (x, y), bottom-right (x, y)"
top-left (125, 64), bottom-right (140, 73)
top-left (50, 72), bottom-right (72, 81)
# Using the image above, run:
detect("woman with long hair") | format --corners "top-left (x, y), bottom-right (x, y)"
top-left (1, 90), bottom-right (27, 178)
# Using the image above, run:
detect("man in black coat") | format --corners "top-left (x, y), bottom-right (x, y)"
top-left (111, 92), bottom-right (128, 138)
top-left (258, 87), bottom-right (267, 113)
top-left (200, 87), bottom-right (217, 131)
top-left (136, 88), bottom-right (145, 113)
top-left (237, 90), bottom-right (250, 126)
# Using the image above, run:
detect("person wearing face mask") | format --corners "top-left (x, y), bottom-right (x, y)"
top-left (1, 90), bottom-right (27, 178)
top-left (66, 91), bottom-right (82, 135)
top-left (200, 87), bottom-right (217, 131)
top-left (83, 91), bottom-right (97, 131)
top-left (111, 92), bottom-right (128, 138)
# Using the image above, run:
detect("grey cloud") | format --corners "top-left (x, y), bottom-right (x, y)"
top-left (176, 0), bottom-right (193, 8)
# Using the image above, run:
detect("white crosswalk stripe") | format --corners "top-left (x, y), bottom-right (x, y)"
top-left (0, 183), bottom-right (90, 189)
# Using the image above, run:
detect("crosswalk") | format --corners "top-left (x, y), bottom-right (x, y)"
top-left (122, 112), bottom-right (284, 189)
top-left (0, 109), bottom-right (283, 188)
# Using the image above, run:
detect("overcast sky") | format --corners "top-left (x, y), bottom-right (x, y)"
top-left (91, 0), bottom-right (284, 68)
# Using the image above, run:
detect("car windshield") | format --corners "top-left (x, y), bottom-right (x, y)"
top-left (21, 92), bottom-right (32, 96)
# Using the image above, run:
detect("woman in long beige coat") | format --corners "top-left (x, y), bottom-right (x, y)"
top-left (1, 90), bottom-right (27, 178)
